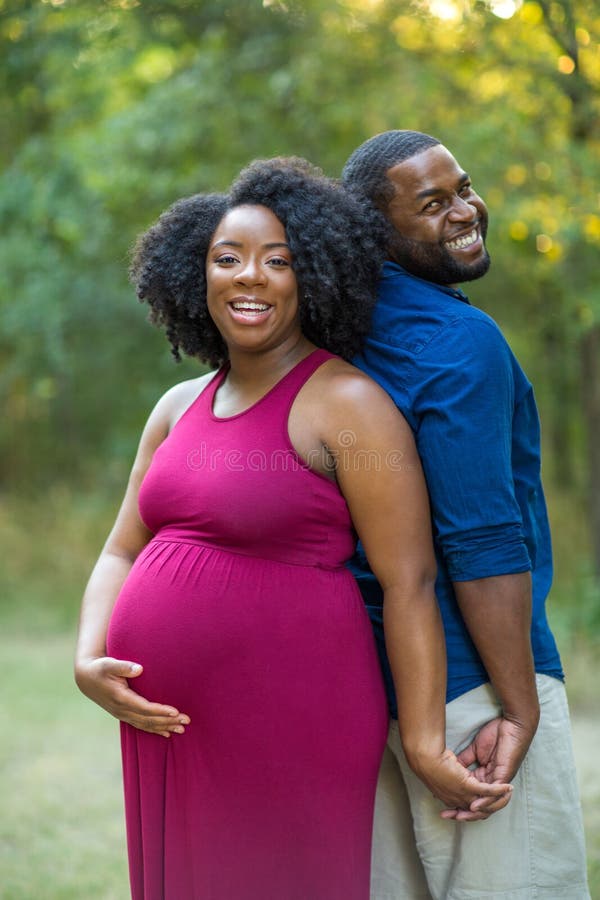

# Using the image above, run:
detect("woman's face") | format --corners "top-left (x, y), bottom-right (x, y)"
top-left (206, 204), bottom-right (302, 355)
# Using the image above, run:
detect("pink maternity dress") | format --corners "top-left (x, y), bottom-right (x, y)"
top-left (107, 349), bottom-right (388, 900)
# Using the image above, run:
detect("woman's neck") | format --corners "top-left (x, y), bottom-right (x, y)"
top-left (224, 336), bottom-right (316, 392)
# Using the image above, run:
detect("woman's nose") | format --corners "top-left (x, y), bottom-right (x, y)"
top-left (233, 259), bottom-right (266, 285)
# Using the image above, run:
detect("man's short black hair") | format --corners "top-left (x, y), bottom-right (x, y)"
top-left (342, 130), bottom-right (441, 209)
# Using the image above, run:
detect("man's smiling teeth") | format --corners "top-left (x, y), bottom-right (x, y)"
top-left (446, 228), bottom-right (478, 250)
top-left (231, 301), bottom-right (270, 312)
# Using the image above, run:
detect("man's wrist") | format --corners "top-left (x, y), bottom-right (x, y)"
top-left (501, 700), bottom-right (540, 735)
top-left (494, 672), bottom-right (540, 733)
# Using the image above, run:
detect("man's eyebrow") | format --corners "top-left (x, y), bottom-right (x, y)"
top-left (415, 187), bottom-right (443, 201)
top-left (415, 173), bottom-right (471, 201)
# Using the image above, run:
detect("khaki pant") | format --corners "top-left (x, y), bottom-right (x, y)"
top-left (371, 676), bottom-right (590, 899)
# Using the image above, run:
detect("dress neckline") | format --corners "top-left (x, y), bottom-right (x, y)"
top-left (209, 348), bottom-right (329, 423)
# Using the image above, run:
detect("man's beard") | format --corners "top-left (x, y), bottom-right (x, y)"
top-left (389, 228), bottom-right (491, 286)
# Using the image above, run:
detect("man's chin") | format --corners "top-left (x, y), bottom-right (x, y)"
top-left (455, 254), bottom-right (491, 283)
top-left (389, 236), bottom-right (490, 287)
top-left (423, 252), bottom-right (491, 286)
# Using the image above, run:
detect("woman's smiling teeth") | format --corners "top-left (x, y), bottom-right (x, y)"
top-left (446, 228), bottom-right (479, 251)
top-left (231, 300), bottom-right (271, 315)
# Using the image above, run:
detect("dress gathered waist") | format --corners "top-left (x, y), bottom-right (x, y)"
top-left (145, 533), bottom-right (352, 572)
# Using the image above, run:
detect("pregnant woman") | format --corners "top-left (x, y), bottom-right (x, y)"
top-left (75, 157), bottom-right (511, 900)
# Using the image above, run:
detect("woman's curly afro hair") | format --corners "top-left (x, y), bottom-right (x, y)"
top-left (130, 157), bottom-right (389, 367)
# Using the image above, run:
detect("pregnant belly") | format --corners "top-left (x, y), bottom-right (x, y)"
top-left (107, 540), bottom-right (255, 712)
top-left (107, 539), bottom-right (385, 746)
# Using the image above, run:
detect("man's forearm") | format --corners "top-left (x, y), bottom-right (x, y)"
top-left (453, 572), bottom-right (540, 732)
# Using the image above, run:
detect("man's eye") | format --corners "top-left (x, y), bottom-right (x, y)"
top-left (423, 200), bottom-right (441, 211)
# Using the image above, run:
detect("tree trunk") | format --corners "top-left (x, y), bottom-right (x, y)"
top-left (543, 326), bottom-right (575, 488)
top-left (581, 324), bottom-right (600, 578)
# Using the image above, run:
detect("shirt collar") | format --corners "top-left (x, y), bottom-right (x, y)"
top-left (382, 260), bottom-right (470, 305)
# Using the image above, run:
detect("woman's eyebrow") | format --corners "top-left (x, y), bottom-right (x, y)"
top-left (211, 239), bottom-right (290, 249)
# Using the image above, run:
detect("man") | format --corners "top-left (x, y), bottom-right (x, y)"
top-left (342, 131), bottom-right (590, 900)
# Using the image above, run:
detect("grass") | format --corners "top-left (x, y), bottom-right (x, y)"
top-left (0, 484), bottom-right (119, 637)
top-left (2, 634), bottom-right (598, 899)
top-left (1, 485), bottom-right (599, 897)
top-left (0, 634), bottom-right (129, 899)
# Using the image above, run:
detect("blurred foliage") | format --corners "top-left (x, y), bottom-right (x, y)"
top-left (1, 0), bottom-right (599, 588)
top-left (2, 12), bottom-right (598, 890)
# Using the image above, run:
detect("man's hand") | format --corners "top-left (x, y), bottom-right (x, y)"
top-left (75, 656), bottom-right (191, 738)
top-left (411, 746), bottom-right (513, 822)
top-left (456, 716), bottom-right (536, 786)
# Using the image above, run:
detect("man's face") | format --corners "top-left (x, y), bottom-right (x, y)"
top-left (385, 145), bottom-right (490, 286)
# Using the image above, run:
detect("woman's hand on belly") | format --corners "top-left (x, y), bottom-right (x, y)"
top-left (75, 656), bottom-right (191, 738)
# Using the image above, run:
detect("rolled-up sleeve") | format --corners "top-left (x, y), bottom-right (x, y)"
top-left (411, 316), bottom-right (532, 581)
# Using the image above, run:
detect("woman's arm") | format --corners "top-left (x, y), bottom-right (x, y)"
top-left (321, 366), bottom-right (512, 818)
top-left (74, 380), bottom-right (207, 737)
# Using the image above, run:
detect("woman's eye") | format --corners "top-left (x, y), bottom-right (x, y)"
top-left (267, 257), bottom-right (290, 267)
top-left (215, 255), bottom-right (238, 265)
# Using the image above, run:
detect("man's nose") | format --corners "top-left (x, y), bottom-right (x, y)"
top-left (448, 195), bottom-right (478, 221)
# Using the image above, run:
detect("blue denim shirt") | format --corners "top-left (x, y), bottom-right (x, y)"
top-left (350, 262), bottom-right (563, 715)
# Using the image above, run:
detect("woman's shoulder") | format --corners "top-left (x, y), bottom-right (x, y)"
top-left (314, 356), bottom-right (399, 412)
top-left (304, 355), bottom-right (415, 454)
top-left (150, 370), bottom-right (218, 432)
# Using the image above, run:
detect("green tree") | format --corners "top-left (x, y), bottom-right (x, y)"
top-left (1, 0), bottom-right (598, 584)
